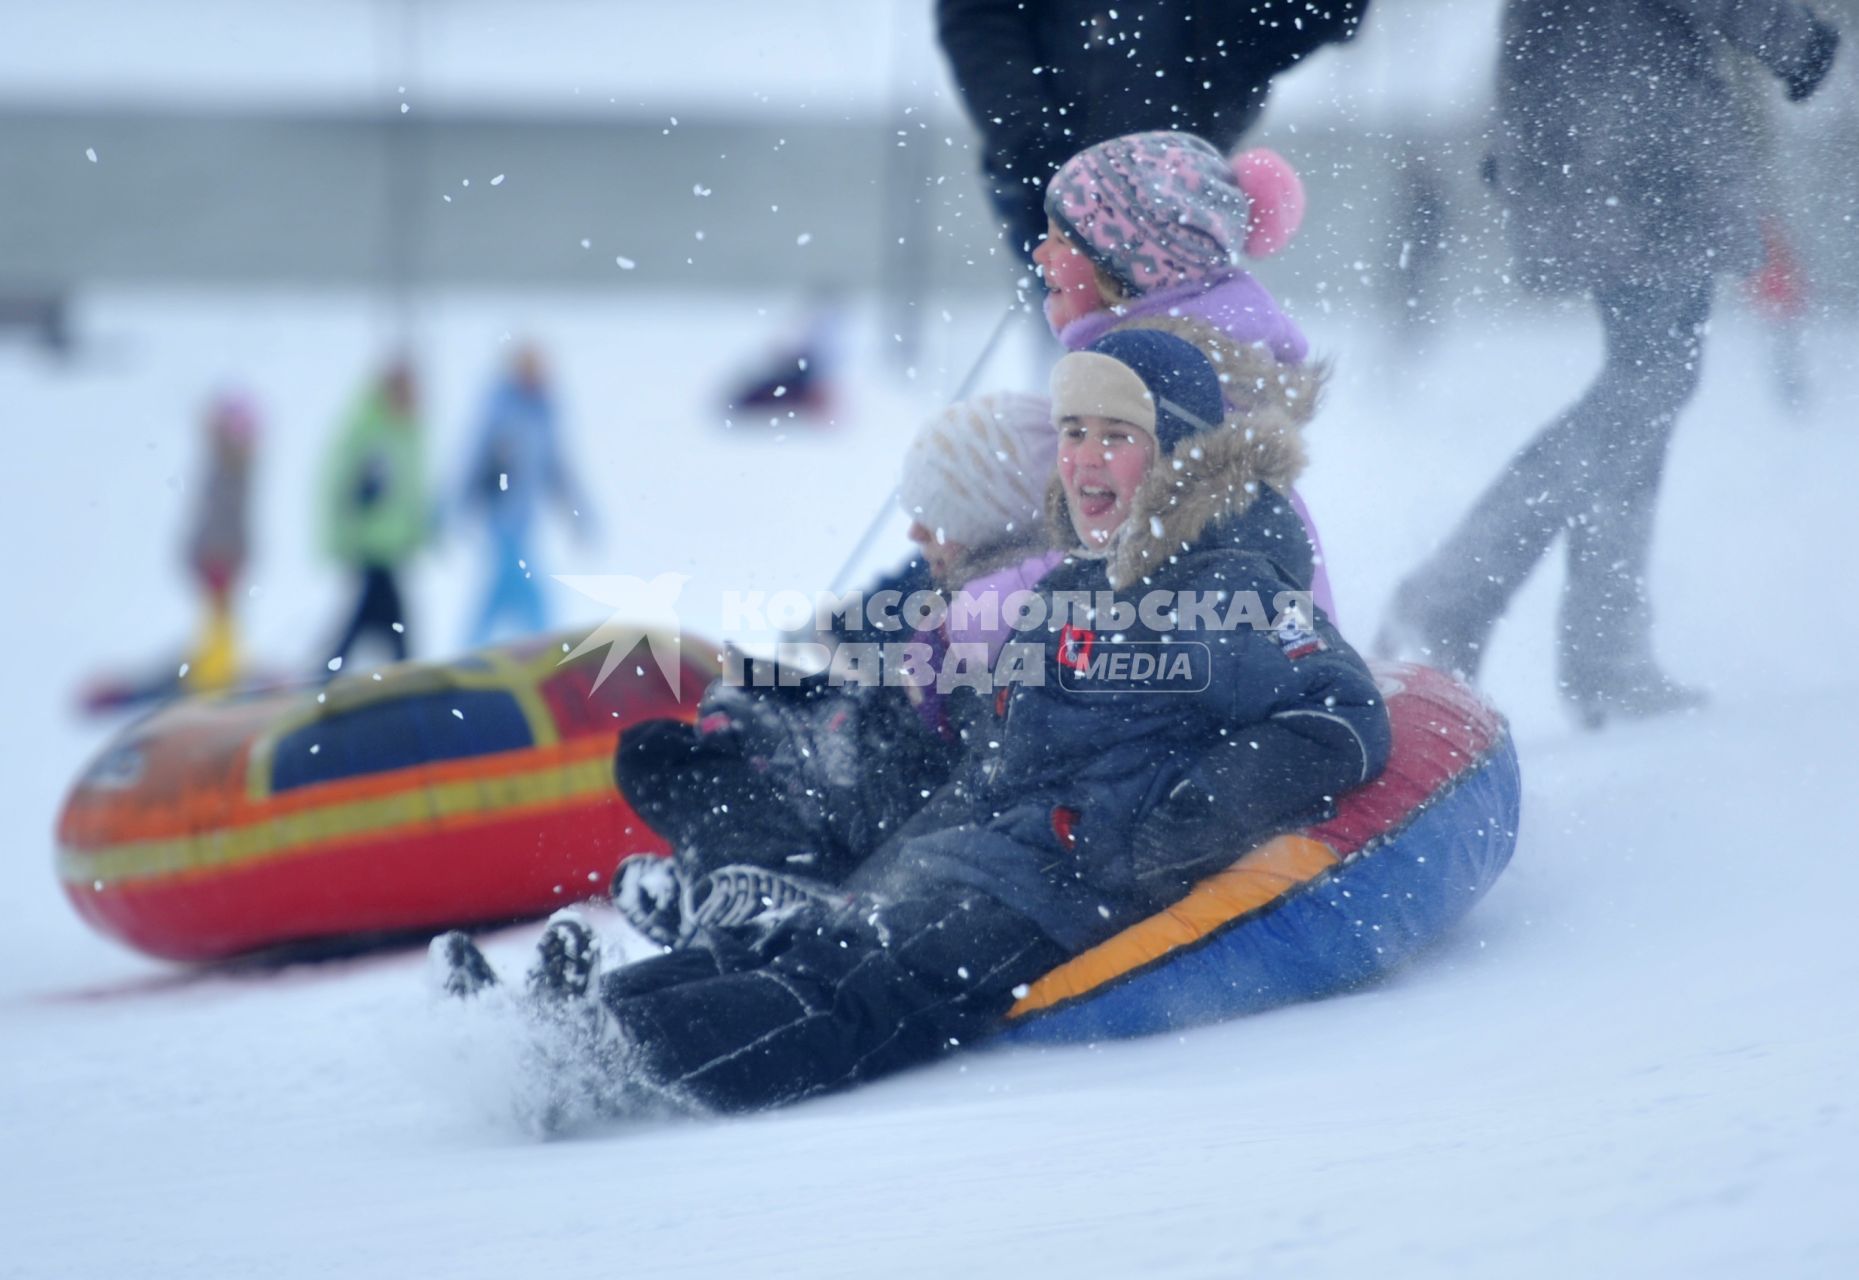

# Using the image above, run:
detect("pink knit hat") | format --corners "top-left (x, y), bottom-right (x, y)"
top-left (1044, 132), bottom-right (1305, 295)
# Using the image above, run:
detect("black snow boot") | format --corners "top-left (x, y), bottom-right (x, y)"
top-left (527, 912), bottom-right (602, 1002)
top-left (430, 930), bottom-right (499, 999)
top-left (611, 853), bottom-right (685, 948)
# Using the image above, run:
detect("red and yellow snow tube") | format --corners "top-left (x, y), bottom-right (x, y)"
top-left (57, 631), bottom-right (716, 962)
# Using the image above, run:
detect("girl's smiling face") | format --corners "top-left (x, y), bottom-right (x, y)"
top-left (1034, 220), bottom-right (1111, 332)
top-left (1057, 415), bottom-right (1155, 549)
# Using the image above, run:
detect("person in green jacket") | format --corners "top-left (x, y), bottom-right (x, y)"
top-left (322, 361), bottom-right (427, 670)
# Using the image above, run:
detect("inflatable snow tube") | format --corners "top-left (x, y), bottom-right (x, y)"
top-left (57, 631), bottom-right (716, 962)
top-left (1002, 662), bottom-right (1520, 1044)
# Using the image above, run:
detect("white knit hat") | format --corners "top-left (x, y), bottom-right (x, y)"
top-left (896, 391), bottom-right (1057, 549)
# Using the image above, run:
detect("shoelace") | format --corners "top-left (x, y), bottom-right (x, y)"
top-left (687, 866), bottom-right (822, 933)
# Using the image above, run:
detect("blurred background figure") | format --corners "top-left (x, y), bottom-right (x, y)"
top-left (722, 299), bottom-right (843, 428)
top-left (0, 292), bottom-right (71, 359)
top-left (1724, 44), bottom-right (1819, 416)
top-left (183, 393), bottom-right (257, 692)
top-left (1380, 0), bottom-right (1840, 727)
top-left (936, 0), bottom-right (1371, 265)
top-left (322, 360), bottom-right (427, 670)
top-left (1745, 213), bottom-right (1814, 414)
top-left (1385, 142), bottom-right (1452, 354)
top-left (457, 342), bottom-right (587, 645)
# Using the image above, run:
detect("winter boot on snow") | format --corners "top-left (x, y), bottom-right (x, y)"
top-left (527, 911), bottom-right (602, 1002)
top-left (611, 853), bottom-right (685, 948)
top-left (431, 921), bottom-right (635, 1136)
top-left (515, 912), bottom-right (630, 1136)
top-left (430, 930), bottom-right (500, 999)
top-left (1560, 665), bottom-right (1708, 731)
top-left (1556, 531), bottom-right (1707, 730)
top-left (1374, 581), bottom-right (1495, 682)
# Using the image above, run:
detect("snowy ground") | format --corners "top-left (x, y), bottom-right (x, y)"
top-left (3, 289), bottom-right (1858, 1278)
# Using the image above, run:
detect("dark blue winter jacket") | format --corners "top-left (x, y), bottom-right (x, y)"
top-left (854, 417), bottom-right (1390, 952)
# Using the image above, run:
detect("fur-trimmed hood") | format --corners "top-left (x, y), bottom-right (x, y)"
top-left (1045, 315), bottom-right (1324, 589)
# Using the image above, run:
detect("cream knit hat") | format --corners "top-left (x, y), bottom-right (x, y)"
top-left (897, 391), bottom-right (1057, 548)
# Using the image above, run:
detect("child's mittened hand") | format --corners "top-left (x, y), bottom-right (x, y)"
top-left (1231, 148), bottom-right (1306, 258)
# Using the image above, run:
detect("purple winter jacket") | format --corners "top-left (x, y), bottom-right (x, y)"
top-left (912, 549), bottom-right (1066, 739)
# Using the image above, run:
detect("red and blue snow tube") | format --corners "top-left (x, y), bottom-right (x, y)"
top-left (1001, 662), bottom-right (1519, 1043)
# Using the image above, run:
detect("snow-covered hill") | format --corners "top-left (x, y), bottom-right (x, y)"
top-left (3, 290), bottom-right (1856, 1278)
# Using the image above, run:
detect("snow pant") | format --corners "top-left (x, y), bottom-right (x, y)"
top-left (329, 564), bottom-right (408, 668)
top-left (598, 889), bottom-right (1068, 1112)
top-left (1398, 272), bottom-right (1712, 690)
top-left (471, 525), bottom-right (545, 646)
top-left (615, 693), bottom-right (955, 884)
top-left (617, 716), bottom-right (835, 877)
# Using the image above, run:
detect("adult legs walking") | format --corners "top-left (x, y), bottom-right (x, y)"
top-left (1382, 272), bottom-right (1712, 719)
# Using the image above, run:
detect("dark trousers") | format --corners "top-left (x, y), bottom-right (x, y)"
top-left (1401, 273), bottom-right (1712, 688)
top-left (616, 718), bottom-right (836, 879)
top-left (329, 564), bottom-right (408, 668)
top-left (616, 703), bottom-right (954, 884)
top-left (599, 891), bottom-right (1067, 1113)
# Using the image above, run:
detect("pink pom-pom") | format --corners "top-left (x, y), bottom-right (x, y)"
top-left (1232, 147), bottom-right (1305, 258)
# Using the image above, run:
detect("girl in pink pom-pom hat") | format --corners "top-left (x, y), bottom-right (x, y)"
top-left (1032, 130), bottom-right (1336, 622)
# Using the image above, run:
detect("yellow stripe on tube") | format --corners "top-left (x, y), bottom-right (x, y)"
top-left (1006, 834), bottom-right (1340, 1020)
top-left (60, 756), bottom-right (615, 889)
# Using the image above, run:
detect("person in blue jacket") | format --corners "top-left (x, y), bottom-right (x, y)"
top-left (436, 329), bottom-right (1388, 1126)
top-left (458, 344), bottom-right (587, 645)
